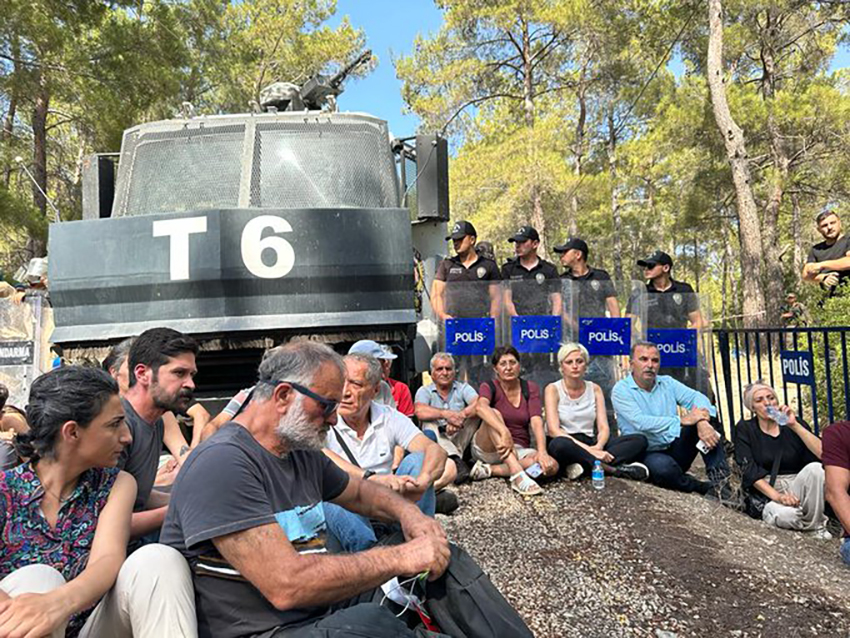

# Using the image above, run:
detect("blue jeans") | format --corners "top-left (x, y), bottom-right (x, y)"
top-left (641, 424), bottom-right (730, 494)
top-left (325, 452), bottom-right (436, 552)
top-left (840, 538), bottom-right (850, 566)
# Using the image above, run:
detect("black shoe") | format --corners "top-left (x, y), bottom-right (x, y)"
top-left (452, 456), bottom-right (471, 485)
top-left (610, 462), bottom-right (649, 481)
top-left (435, 489), bottom-right (459, 515)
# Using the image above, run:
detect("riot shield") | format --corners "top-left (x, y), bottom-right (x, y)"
top-left (564, 280), bottom-right (646, 418)
top-left (433, 280), bottom-right (502, 388)
top-left (0, 295), bottom-right (53, 408)
top-left (627, 286), bottom-right (715, 402)
top-left (501, 278), bottom-right (563, 390)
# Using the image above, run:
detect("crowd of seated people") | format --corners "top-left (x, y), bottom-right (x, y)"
top-left (6, 321), bottom-right (850, 637)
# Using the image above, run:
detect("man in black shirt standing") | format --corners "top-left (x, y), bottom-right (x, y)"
top-left (432, 220), bottom-right (501, 320)
top-left (501, 225), bottom-right (561, 317)
top-left (555, 237), bottom-right (621, 409)
top-left (628, 251), bottom-right (713, 401)
top-left (802, 209), bottom-right (850, 294)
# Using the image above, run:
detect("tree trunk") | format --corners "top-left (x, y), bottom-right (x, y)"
top-left (791, 191), bottom-right (804, 289)
top-left (707, 0), bottom-right (766, 328)
top-left (608, 107), bottom-right (623, 281)
top-left (759, 11), bottom-right (789, 324)
top-left (569, 80), bottom-right (587, 237)
top-left (521, 18), bottom-right (547, 254)
top-left (26, 73), bottom-right (50, 257)
top-left (3, 35), bottom-right (20, 187)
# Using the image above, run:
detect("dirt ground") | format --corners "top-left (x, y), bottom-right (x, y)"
top-left (440, 475), bottom-right (850, 638)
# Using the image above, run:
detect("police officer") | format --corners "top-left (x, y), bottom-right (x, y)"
top-left (554, 237), bottom-right (619, 330)
top-left (628, 250), bottom-right (713, 402)
top-left (554, 237), bottom-right (620, 414)
top-left (432, 220), bottom-right (501, 320)
top-left (501, 225), bottom-right (561, 317)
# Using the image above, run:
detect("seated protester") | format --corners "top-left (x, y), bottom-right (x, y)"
top-left (469, 346), bottom-right (559, 496)
top-left (824, 421), bottom-right (850, 564)
top-left (0, 382), bottom-right (28, 471)
top-left (161, 342), bottom-right (452, 638)
top-left (612, 341), bottom-right (732, 498)
top-left (0, 366), bottom-right (196, 638)
top-left (414, 352), bottom-right (480, 487)
top-left (735, 381), bottom-right (828, 535)
top-left (323, 353), bottom-right (448, 551)
top-left (545, 343), bottom-right (648, 481)
top-left (347, 340), bottom-right (402, 411)
top-left (120, 328), bottom-right (198, 540)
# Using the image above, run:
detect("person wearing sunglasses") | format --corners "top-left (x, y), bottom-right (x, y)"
top-left (323, 353), bottom-right (448, 552)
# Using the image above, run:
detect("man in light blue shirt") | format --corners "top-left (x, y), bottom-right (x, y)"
top-left (612, 341), bottom-right (730, 496)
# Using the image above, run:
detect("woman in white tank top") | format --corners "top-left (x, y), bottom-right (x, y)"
top-left (544, 343), bottom-right (649, 481)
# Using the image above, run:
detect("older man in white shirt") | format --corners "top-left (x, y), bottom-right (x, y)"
top-left (323, 353), bottom-right (447, 552)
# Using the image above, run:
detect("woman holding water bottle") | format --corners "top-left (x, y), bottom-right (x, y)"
top-left (544, 343), bottom-right (649, 482)
top-left (734, 381), bottom-right (828, 536)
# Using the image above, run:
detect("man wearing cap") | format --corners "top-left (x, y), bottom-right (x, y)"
top-left (501, 225), bottom-right (561, 317)
top-left (555, 237), bottom-right (621, 403)
top-left (348, 340), bottom-right (412, 416)
top-left (802, 209), bottom-right (850, 294)
top-left (432, 220), bottom-right (501, 320)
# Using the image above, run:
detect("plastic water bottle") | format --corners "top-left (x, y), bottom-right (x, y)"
top-left (592, 460), bottom-right (605, 490)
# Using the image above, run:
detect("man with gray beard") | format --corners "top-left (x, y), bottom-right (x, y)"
top-left (161, 342), bottom-right (451, 638)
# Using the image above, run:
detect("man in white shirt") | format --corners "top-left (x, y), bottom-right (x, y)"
top-left (324, 353), bottom-right (447, 551)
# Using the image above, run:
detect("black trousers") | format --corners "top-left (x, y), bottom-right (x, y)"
top-left (547, 432), bottom-right (648, 474)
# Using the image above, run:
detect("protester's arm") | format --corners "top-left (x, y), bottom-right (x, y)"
top-left (0, 473), bottom-right (136, 637)
top-left (213, 517), bottom-right (448, 611)
top-left (808, 252), bottom-right (850, 274)
top-left (592, 384), bottom-right (611, 448)
top-left (413, 402), bottom-right (448, 422)
top-left (405, 433), bottom-right (447, 489)
top-left (669, 377), bottom-right (715, 415)
top-left (826, 464), bottom-right (850, 536)
top-left (611, 385), bottom-right (680, 435)
top-left (162, 412), bottom-right (189, 462)
top-left (322, 448), bottom-right (416, 495)
top-left (130, 505), bottom-right (168, 538)
top-left (786, 411), bottom-right (822, 459)
top-left (188, 404), bottom-right (211, 449)
top-left (544, 383), bottom-right (563, 438)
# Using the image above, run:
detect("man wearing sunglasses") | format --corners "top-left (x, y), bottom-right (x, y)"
top-left (323, 353), bottom-right (448, 552)
top-left (162, 341), bottom-right (450, 638)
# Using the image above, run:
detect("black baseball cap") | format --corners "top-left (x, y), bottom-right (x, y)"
top-left (507, 225), bottom-right (540, 243)
top-left (446, 220), bottom-right (477, 240)
top-left (553, 237), bottom-right (588, 257)
top-left (637, 250), bottom-right (673, 268)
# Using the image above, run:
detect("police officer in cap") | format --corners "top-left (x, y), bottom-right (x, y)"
top-left (554, 237), bottom-right (620, 332)
top-left (501, 225), bottom-right (561, 317)
top-left (432, 220), bottom-right (501, 321)
top-left (628, 250), bottom-right (713, 402)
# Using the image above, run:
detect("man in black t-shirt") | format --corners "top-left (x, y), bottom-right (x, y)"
top-left (501, 225), bottom-right (561, 317)
top-left (161, 342), bottom-right (451, 638)
top-left (802, 209), bottom-right (850, 294)
top-left (627, 251), bottom-right (713, 402)
top-left (555, 237), bottom-right (621, 408)
top-left (432, 220), bottom-right (501, 319)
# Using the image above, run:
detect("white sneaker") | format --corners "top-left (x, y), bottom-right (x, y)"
top-left (812, 527), bottom-right (833, 540)
top-left (566, 463), bottom-right (583, 480)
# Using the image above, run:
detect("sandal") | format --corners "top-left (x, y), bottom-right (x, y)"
top-left (510, 471), bottom-right (543, 496)
top-left (469, 460), bottom-right (492, 481)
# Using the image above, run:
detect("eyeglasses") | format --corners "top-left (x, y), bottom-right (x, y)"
top-left (260, 379), bottom-right (339, 418)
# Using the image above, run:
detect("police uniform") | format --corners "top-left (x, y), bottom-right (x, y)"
top-left (561, 267), bottom-right (617, 322)
top-left (501, 258), bottom-right (560, 316)
top-left (434, 254), bottom-right (501, 318)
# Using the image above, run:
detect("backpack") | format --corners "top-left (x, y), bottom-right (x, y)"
top-left (425, 542), bottom-right (534, 638)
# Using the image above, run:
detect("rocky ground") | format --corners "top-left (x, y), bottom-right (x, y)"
top-left (439, 475), bottom-right (850, 638)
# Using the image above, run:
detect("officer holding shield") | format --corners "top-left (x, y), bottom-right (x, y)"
top-left (627, 250), bottom-right (713, 402)
top-left (501, 225), bottom-right (561, 317)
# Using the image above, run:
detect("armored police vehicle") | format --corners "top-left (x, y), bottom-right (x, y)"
top-left (48, 53), bottom-right (449, 393)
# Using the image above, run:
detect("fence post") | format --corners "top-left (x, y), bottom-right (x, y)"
top-left (716, 330), bottom-right (736, 438)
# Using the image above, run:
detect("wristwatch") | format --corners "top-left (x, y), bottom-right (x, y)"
top-left (362, 470), bottom-right (376, 480)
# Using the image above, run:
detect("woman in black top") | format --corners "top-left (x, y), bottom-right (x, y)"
top-left (734, 381), bottom-right (827, 535)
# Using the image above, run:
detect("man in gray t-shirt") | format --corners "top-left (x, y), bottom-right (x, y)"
top-left (119, 327), bottom-right (198, 539)
top-left (414, 352), bottom-right (480, 487)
